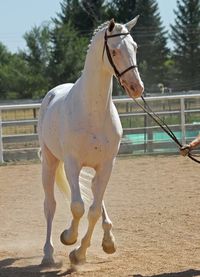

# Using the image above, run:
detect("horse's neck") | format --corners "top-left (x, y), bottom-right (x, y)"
top-left (80, 49), bottom-right (113, 126)
top-left (82, 64), bottom-right (112, 108)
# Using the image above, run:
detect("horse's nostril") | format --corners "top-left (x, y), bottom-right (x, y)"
top-left (121, 79), bottom-right (127, 86)
top-left (130, 85), bottom-right (135, 91)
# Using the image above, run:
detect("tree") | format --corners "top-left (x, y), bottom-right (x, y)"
top-left (0, 43), bottom-right (11, 65)
top-left (79, 0), bottom-right (107, 33)
top-left (23, 24), bottom-right (51, 74)
top-left (0, 44), bottom-right (25, 99)
top-left (54, 0), bottom-right (83, 31)
top-left (0, 43), bottom-right (34, 99)
top-left (49, 0), bottom-right (108, 86)
top-left (170, 0), bottom-right (200, 91)
top-left (0, 43), bottom-right (12, 99)
top-left (0, 24), bottom-right (52, 100)
top-left (22, 23), bottom-right (52, 98)
top-left (132, 0), bottom-right (169, 93)
top-left (49, 22), bottom-right (88, 86)
top-left (107, 0), bottom-right (137, 23)
top-left (55, 0), bottom-right (107, 36)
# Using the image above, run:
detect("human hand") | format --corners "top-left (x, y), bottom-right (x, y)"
top-left (180, 144), bottom-right (190, 156)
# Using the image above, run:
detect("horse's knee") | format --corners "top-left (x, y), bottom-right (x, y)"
top-left (88, 205), bottom-right (101, 223)
top-left (71, 201), bottom-right (85, 219)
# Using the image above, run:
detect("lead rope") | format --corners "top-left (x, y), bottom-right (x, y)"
top-left (132, 96), bottom-right (200, 164)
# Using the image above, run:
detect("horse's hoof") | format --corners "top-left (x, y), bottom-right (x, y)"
top-left (60, 230), bottom-right (77, 245)
top-left (40, 256), bottom-right (55, 267)
top-left (69, 249), bottom-right (86, 265)
top-left (102, 239), bottom-right (117, 254)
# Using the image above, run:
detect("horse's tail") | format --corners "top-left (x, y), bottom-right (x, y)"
top-left (55, 162), bottom-right (71, 200)
top-left (55, 162), bottom-right (92, 202)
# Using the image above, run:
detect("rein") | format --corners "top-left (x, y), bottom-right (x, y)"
top-left (133, 96), bottom-right (200, 164)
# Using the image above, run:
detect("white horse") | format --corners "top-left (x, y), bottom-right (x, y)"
top-left (38, 16), bottom-right (144, 266)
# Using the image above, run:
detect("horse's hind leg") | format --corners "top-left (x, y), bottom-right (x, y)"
top-left (60, 157), bottom-right (84, 246)
top-left (101, 201), bottom-right (116, 254)
top-left (41, 144), bottom-right (59, 265)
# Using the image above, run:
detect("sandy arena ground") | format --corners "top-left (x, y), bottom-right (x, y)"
top-left (1, 155), bottom-right (200, 277)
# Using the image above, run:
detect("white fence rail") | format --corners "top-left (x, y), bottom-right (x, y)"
top-left (0, 94), bottom-right (200, 163)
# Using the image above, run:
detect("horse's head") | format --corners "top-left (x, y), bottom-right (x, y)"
top-left (103, 16), bottom-right (144, 98)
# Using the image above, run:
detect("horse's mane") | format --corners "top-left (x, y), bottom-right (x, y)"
top-left (87, 21), bottom-right (123, 52)
top-left (87, 21), bottom-right (109, 52)
top-left (92, 21), bottom-right (110, 36)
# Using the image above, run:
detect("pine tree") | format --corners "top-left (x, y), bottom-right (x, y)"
top-left (49, 21), bottom-right (88, 86)
top-left (107, 0), bottom-right (137, 23)
top-left (55, 0), bottom-right (107, 36)
top-left (49, 0), bottom-right (108, 86)
top-left (134, 0), bottom-right (169, 93)
top-left (80, 0), bottom-right (108, 33)
top-left (171, 0), bottom-right (200, 91)
top-left (55, 0), bottom-right (84, 32)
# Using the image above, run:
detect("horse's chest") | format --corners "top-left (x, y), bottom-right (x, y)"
top-left (86, 133), bottom-right (109, 153)
top-left (78, 131), bottom-right (111, 152)
top-left (67, 129), bottom-right (120, 165)
top-left (83, 133), bottom-right (116, 164)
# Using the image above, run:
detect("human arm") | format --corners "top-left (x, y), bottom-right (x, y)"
top-left (180, 134), bottom-right (200, 156)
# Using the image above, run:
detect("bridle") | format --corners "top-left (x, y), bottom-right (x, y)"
top-left (103, 29), bottom-right (137, 84)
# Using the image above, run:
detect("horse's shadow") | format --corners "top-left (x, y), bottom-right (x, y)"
top-left (2, 258), bottom-right (200, 277)
top-left (132, 269), bottom-right (200, 277)
top-left (0, 256), bottom-right (75, 277)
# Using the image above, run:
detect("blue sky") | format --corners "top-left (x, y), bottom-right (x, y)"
top-left (0, 0), bottom-right (177, 53)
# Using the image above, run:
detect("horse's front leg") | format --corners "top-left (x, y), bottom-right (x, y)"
top-left (60, 157), bottom-right (85, 246)
top-left (92, 176), bottom-right (116, 254)
top-left (69, 161), bottom-right (114, 265)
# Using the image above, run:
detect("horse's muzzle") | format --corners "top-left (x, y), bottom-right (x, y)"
top-left (121, 80), bottom-right (144, 99)
top-left (131, 82), bottom-right (144, 98)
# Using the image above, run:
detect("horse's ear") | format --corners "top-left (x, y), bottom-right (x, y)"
top-left (125, 15), bottom-right (140, 31)
top-left (108, 18), bottom-right (115, 32)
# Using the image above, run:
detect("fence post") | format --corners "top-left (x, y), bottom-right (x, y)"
top-left (33, 108), bottom-right (37, 133)
top-left (147, 116), bottom-right (153, 153)
top-left (0, 108), bottom-right (4, 163)
top-left (180, 97), bottom-right (186, 145)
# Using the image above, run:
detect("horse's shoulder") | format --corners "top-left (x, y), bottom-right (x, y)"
top-left (43, 83), bottom-right (74, 106)
top-left (51, 83), bottom-right (74, 99)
